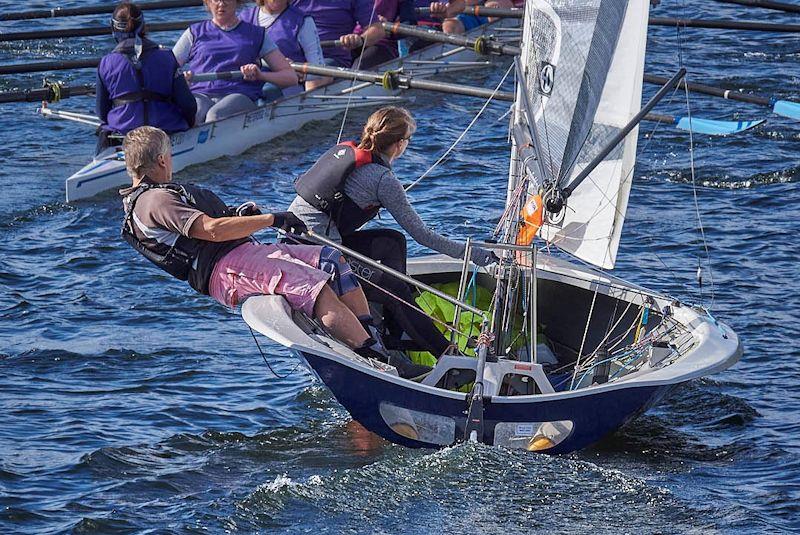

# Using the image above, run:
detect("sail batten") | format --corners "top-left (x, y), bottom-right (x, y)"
top-left (511, 0), bottom-right (650, 269)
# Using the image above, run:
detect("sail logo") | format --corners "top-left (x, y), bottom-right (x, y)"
top-left (334, 149), bottom-right (347, 159)
top-left (538, 62), bottom-right (555, 96)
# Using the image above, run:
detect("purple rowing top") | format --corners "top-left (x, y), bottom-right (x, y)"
top-left (187, 20), bottom-right (266, 101)
top-left (292, 0), bottom-right (378, 67)
top-left (240, 5), bottom-right (307, 63)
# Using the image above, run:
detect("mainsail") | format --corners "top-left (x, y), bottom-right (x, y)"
top-left (510, 0), bottom-right (650, 269)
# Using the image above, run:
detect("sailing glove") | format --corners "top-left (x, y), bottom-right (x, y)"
top-left (471, 247), bottom-right (500, 267)
top-left (271, 211), bottom-right (308, 235)
top-left (235, 201), bottom-right (262, 217)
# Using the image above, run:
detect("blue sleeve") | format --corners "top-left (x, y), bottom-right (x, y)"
top-left (171, 66), bottom-right (197, 128)
top-left (95, 68), bottom-right (111, 123)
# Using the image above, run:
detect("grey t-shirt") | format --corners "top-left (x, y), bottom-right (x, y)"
top-left (120, 186), bottom-right (203, 245)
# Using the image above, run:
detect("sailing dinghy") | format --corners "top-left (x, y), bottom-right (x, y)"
top-left (244, 0), bottom-right (741, 453)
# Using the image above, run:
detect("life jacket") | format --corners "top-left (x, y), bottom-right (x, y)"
top-left (98, 37), bottom-right (189, 134)
top-left (240, 5), bottom-right (308, 63)
top-left (294, 141), bottom-right (389, 236)
top-left (121, 181), bottom-right (250, 295)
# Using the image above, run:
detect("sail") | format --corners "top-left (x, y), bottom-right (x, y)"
top-left (512, 0), bottom-right (649, 269)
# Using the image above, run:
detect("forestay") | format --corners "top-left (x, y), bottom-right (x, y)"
top-left (513, 0), bottom-right (649, 269)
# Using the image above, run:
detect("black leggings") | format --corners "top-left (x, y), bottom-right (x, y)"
top-left (342, 229), bottom-right (450, 357)
top-left (353, 45), bottom-right (397, 69)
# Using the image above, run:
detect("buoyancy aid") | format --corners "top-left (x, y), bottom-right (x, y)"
top-left (99, 38), bottom-right (189, 134)
top-left (121, 181), bottom-right (250, 294)
top-left (294, 141), bottom-right (390, 236)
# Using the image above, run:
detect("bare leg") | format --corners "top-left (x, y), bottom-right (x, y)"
top-left (313, 285), bottom-right (371, 349)
top-left (335, 254), bottom-right (371, 317)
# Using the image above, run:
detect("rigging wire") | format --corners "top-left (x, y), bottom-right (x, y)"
top-left (405, 62), bottom-right (514, 193)
top-left (335, 2), bottom-right (379, 144)
top-left (673, 0), bottom-right (715, 309)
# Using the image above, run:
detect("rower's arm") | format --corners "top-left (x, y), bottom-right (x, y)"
top-left (445, 0), bottom-right (466, 18)
top-left (259, 49), bottom-right (299, 88)
top-left (360, 23), bottom-right (387, 47)
top-left (189, 213), bottom-right (276, 242)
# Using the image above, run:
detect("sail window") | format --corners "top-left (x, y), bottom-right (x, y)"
top-left (379, 403), bottom-right (456, 446)
top-left (493, 420), bottom-right (574, 451)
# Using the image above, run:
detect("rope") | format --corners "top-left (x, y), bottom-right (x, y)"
top-left (683, 79), bottom-right (715, 309)
top-left (405, 62), bottom-right (514, 193)
top-left (335, 0), bottom-right (379, 144)
top-left (44, 80), bottom-right (62, 103)
top-left (248, 325), bottom-right (303, 379)
top-left (381, 70), bottom-right (400, 90)
top-left (677, 0), bottom-right (715, 309)
top-left (473, 36), bottom-right (487, 55)
top-left (570, 285), bottom-right (598, 389)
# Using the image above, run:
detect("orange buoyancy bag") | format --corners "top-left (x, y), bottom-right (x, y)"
top-left (515, 193), bottom-right (544, 246)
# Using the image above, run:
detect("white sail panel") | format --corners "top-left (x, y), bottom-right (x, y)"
top-left (536, 0), bottom-right (649, 269)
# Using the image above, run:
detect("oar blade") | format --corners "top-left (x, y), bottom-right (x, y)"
top-left (772, 100), bottom-right (800, 120)
top-left (675, 116), bottom-right (765, 135)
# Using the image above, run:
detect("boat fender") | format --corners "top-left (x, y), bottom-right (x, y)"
top-left (121, 181), bottom-right (249, 294)
top-left (294, 141), bottom-right (387, 235)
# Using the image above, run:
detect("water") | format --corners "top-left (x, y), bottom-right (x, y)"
top-left (1, 2), bottom-right (799, 533)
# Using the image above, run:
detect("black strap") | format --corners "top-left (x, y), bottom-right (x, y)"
top-left (112, 90), bottom-right (172, 108)
top-left (122, 183), bottom-right (194, 263)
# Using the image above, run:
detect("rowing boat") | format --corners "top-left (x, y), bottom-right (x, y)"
top-left (42, 18), bottom-right (518, 202)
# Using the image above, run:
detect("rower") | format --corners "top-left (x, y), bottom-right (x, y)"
top-left (292, 0), bottom-right (384, 68)
top-left (396, 1), bottom-right (464, 54)
top-left (287, 107), bottom-right (497, 359)
top-left (441, 0), bottom-right (514, 34)
top-left (171, 0), bottom-right (297, 124)
top-left (239, 0), bottom-right (331, 94)
top-left (120, 125), bottom-right (431, 380)
top-left (95, 2), bottom-right (196, 154)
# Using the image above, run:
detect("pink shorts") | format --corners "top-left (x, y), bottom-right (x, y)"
top-left (208, 242), bottom-right (330, 315)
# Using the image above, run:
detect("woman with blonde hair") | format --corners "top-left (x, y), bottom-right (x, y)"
top-left (171, 0), bottom-right (297, 123)
top-left (288, 106), bottom-right (496, 359)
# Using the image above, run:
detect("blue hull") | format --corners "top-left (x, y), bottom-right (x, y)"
top-left (302, 352), bottom-right (674, 454)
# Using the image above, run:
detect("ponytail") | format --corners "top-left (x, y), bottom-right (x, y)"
top-left (357, 106), bottom-right (416, 154)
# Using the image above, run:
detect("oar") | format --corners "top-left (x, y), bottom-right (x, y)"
top-left (0, 0), bottom-right (203, 21)
top-left (0, 82), bottom-right (95, 104)
top-left (0, 71), bottom-right (237, 103)
top-left (381, 22), bottom-right (521, 55)
top-left (191, 71), bottom-right (244, 82)
top-left (319, 39), bottom-right (344, 48)
top-left (649, 17), bottom-right (800, 32)
top-left (647, 113), bottom-right (765, 135)
top-left (711, 0), bottom-right (800, 14)
top-left (415, 6), bottom-right (523, 18)
top-left (0, 19), bottom-right (200, 43)
top-left (644, 73), bottom-right (800, 121)
top-left (417, 7), bottom-right (800, 33)
top-left (0, 58), bottom-right (101, 76)
top-left (291, 63), bottom-right (760, 136)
